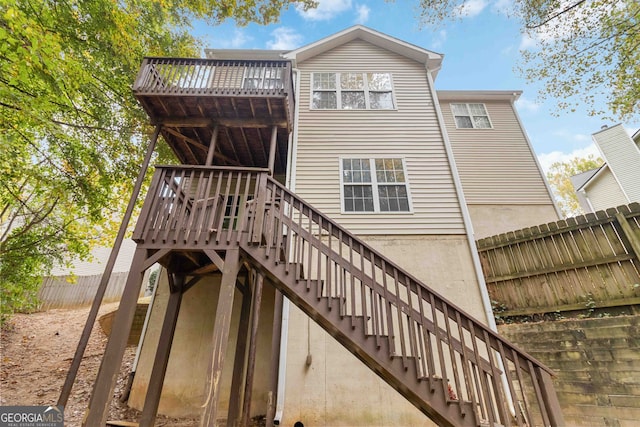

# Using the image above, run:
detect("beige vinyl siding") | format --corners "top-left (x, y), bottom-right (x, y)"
top-left (294, 40), bottom-right (465, 235)
top-left (439, 98), bottom-right (555, 205)
top-left (585, 169), bottom-right (628, 211)
top-left (593, 124), bottom-right (640, 203)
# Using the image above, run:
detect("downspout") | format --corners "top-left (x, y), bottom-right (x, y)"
top-left (426, 69), bottom-right (516, 416)
top-left (274, 66), bottom-right (301, 425)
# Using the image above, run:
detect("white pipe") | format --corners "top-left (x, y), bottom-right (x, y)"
top-left (427, 72), bottom-right (516, 417)
top-left (275, 66), bottom-right (301, 425)
top-left (132, 266), bottom-right (162, 372)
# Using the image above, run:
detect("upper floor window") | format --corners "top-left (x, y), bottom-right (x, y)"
top-left (451, 103), bottom-right (492, 129)
top-left (341, 158), bottom-right (410, 213)
top-left (312, 73), bottom-right (394, 110)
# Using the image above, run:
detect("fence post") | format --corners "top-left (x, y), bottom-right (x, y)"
top-left (614, 212), bottom-right (640, 261)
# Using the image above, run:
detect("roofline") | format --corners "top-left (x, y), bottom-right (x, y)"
top-left (591, 122), bottom-right (625, 137)
top-left (436, 90), bottom-right (522, 102)
top-left (576, 164), bottom-right (609, 191)
top-left (282, 25), bottom-right (443, 77)
top-left (204, 49), bottom-right (288, 60)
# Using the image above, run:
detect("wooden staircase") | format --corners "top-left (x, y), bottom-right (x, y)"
top-left (82, 166), bottom-right (563, 426)
top-left (237, 173), bottom-right (564, 427)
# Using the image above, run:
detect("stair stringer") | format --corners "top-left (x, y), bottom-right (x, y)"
top-left (239, 241), bottom-right (477, 427)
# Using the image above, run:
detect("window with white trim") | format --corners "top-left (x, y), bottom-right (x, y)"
top-left (341, 158), bottom-right (410, 212)
top-left (451, 103), bottom-right (492, 129)
top-left (312, 72), bottom-right (394, 110)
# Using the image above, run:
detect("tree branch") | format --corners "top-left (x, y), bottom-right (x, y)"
top-left (526, 0), bottom-right (588, 29)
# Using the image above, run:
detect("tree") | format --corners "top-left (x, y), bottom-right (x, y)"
top-left (413, 0), bottom-right (639, 121)
top-left (0, 0), bottom-right (315, 322)
top-left (546, 155), bottom-right (603, 217)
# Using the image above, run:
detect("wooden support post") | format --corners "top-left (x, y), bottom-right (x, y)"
top-left (265, 289), bottom-right (283, 427)
top-left (615, 212), bottom-right (640, 260)
top-left (241, 270), bottom-right (264, 426)
top-left (82, 248), bottom-right (149, 426)
top-left (139, 275), bottom-right (184, 427)
top-left (59, 125), bottom-right (161, 407)
top-left (227, 273), bottom-right (253, 427)
top-left (205, 125), bottom-right (219, 166)
top-left (267, 125), bottom-right (277, 176)
top-left (251, 173), bottom-right (268, 244)
top-left (201, 248), bottom-right (241, 427)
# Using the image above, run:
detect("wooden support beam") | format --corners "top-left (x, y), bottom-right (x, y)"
top-left (267, 125), bottom-right (277, 176)
top-left (241, 271), bottom-right (264, 426)
top-left (265, 289), bottom-right (283, 427)
top-left (201, 249), bottom-right (241, 427)
top-left (152, 116), bottom-right (286, 129)
top-left (82, 248), bottom-right (149, 426)
top-left (205, 125), bottom-right (219, 166)
top-left (139, 275), bottom-right (184, 427)
top-left (59, 126), bottom-right (161, 408)
top-left (227, 272), bottom-right (254, 427)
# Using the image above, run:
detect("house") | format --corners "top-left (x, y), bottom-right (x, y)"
top-left (80, 26), bottom-right (562, 427)
top-left (572, 124), bottom-right (640, 213)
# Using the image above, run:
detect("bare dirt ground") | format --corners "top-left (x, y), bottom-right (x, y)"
top-left (0, 303), bottom-right (197, 426)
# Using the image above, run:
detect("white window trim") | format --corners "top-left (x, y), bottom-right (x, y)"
top-left (310, 72), bottom-right (397, 110)
top-left (339, 157), bottom-right (413, 214)
top-left (450, 103), bottom-right (493, 129)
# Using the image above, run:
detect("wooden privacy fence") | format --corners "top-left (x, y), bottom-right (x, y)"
top-left (38, 271), bottom-right (133, 310)
top-left (476, 203), bottom-right (640, 316)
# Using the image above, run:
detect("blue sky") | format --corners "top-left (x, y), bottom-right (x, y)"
top-left (191, 0), bottom-right (639, 171)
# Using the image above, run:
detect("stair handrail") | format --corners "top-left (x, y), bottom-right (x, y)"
top-left (247, 174), bottom-right (564, 426)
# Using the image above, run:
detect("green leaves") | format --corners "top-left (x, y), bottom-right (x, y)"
top-left (546, 154), bottom-right (603, 217)
top-left (0, 0), bottom-right (315, 322)
top-left (412, 0), bottom-right (639, 121)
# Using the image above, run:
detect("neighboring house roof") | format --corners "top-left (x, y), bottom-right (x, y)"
top-left (437, 90), bottom-right (522, 102)
top-left (283, 25), bottom-right (444, 77)
top-left (572, 165), bottom-right (606, 192)
top-left (204, 49), bottom-right (287, 60)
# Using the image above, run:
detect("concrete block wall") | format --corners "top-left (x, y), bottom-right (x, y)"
top-left (498, 315), bottom-right (640, 427)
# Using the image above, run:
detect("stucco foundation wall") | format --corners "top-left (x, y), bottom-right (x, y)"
top-left (129, 268), bottom-right (276, 418)
top-left (280, 234), bottom-right (488, 426)
top-left (498, 315), bottom-right (640, 427)
top-left (467, 204), bottom-right (560, 239)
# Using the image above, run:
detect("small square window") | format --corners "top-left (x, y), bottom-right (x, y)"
top-left (451, 103), bottom-right (492, 129)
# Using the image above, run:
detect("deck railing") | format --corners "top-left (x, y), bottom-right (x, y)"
top-left (132, 166), bottom-right (268, 247)
top-left (244, 175), bottom-right (563, 426)
top-left (133, 57), bottom-right (295, 121)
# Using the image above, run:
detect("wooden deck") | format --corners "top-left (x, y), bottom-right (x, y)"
top-left (133, 58), bottom-right (294, 174)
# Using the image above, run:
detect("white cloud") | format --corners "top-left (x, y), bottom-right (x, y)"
top-left (519, 34), bottom-right (538, 50)
top-left (431, 29), bottom-right (447, 50)
top-left (453, 0), bottom-right (488, 18)
top-left (492, 0), bottom-right (512, 15)
top-left (297, 0), bottom-right (353, 21)
top-left (355, 4), bottom-right (370, 24)
top-left (266, 27), bottom-right (303, 50)
top-left (515, 96), bottom-right (540, 113)
top-left (212, 29), bottom-right (252, 49)
top-left (537, 143), bottom-right (601, 173)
